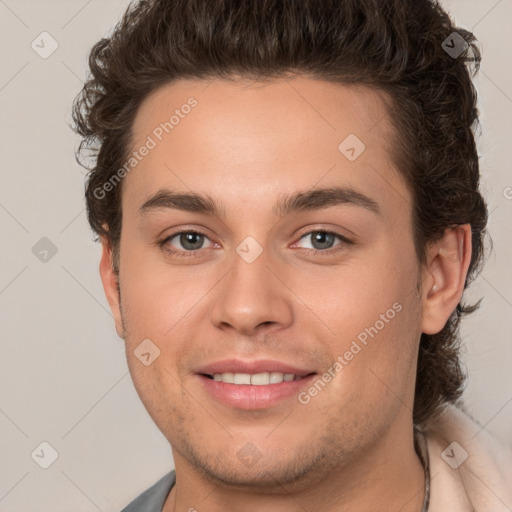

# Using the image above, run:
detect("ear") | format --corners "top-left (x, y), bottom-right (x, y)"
top-left (99, 235), bottom-right (124, 338)
top-left (420, 224), bottom-right (472, 335)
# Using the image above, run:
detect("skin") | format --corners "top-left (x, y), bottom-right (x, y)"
top-left (99, 76), bottom-right (472, 512)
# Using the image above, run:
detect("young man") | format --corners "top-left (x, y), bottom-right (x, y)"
top-left (72, 0), bottom-right (512, 510)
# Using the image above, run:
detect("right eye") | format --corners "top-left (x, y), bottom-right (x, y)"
top-left (160, 230), bottom-right (215, 257)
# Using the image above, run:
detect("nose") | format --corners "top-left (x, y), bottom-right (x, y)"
top-left (210, 247), bottom-right (294, 336)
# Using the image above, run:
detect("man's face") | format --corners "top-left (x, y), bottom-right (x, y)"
top-left (106, 77), bottom-right (425, 486)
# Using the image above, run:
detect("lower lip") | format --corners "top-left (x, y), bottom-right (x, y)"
top-left (197, 374), bottom-right (317, 410)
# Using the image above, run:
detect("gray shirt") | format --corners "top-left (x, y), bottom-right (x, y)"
top-left (120, 471), bottom-right (176, 512)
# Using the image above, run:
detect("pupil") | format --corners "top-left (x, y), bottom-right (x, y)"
top-left (313, 232), bottom-right (334, 250)
top-left (181, 232), bottom-right (203, 250)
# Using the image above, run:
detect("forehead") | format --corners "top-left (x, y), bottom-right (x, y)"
top-left (125, 76), bottom-right (409, 218)
top-left (132, 76), bottom-right (393, 153)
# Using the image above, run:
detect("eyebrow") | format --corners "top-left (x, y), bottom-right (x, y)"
top-left (139, 186), bottom-right (380, 218)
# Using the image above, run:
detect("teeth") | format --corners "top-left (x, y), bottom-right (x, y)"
top-left (251, 372), bottom-right (270, 385)
top-left (234, 373), bottom-right (251, 385)
top-left (211, 372), bottom-right (299, 385)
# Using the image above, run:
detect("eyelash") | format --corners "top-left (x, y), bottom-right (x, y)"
top-left (159, 229), bottom-right (353, 259)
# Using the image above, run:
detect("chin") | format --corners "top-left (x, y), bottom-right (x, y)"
top-left (173, 430), bottom-right (340, 491)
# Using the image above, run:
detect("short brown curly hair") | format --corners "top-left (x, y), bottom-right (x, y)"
top-left (72, 0), bottom-right (488, 426)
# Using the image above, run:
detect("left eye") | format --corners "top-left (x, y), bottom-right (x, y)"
top-left (296, 231), bottom-right (347, 251)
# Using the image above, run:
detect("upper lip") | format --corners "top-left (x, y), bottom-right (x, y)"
top-left (195, 359), bottom-right (316, 377)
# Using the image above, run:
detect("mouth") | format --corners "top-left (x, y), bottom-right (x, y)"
top-left (201, 371), bottom-right (314, 385)
top-left (195, 360), bottom-right (318, 410)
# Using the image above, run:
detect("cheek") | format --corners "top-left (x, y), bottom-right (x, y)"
top-left (296, 247), bottom-right (417, 342)
top-left (313, 296), bottom-right (420, 428)
top-left (306, 243), bottom-right (421, 399)
top-left (125, 358), bottom-right (182, 432)
top-left (118, 238), bottom-right (203, 341)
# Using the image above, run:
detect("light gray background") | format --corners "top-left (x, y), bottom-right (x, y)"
top-left (0, 0), bottom-right (511, 510)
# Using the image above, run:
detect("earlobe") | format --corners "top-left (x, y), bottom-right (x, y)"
top-left (99, 236), bottom-right (124, 338)
top-left (420, 224), bottom-right (472, 335)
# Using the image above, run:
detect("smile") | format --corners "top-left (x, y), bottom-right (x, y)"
top-left (205, 372), bottom-right (307, 385)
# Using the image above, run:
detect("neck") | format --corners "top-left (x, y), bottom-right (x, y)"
top-left (163, 420), bottom-right (426, 512)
